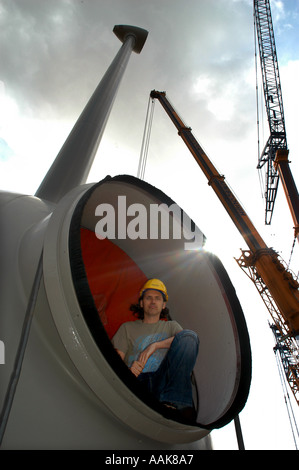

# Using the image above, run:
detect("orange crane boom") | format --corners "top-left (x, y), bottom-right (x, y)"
top-left (150, 90), bottom-right (299, 340)
top-left (274, 149), bottom-right (299, 242)
top-left (150, 89), bottom-right (299, 405)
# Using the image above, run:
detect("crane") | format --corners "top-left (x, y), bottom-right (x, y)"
top-left (149, 89), bottom-right (299, 406)
top-left (254, 0), bottom-right (299, 241)
top-left (254, 0), bottom-right (299, 419)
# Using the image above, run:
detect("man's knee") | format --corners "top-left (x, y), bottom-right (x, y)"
top-left (176, 329), bottom-right (199, 342)
top-left (174, 329), bottom-right (199, 352)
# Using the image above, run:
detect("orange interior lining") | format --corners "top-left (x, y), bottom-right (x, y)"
top-left (80, 228), bottom-right (147, 339)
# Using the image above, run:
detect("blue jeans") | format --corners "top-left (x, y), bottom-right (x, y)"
top-left (137, 330), bottom-right (199, 409)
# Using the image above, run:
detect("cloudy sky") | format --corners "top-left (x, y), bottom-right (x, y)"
top-left (1, 0), bottom-right (299, 450)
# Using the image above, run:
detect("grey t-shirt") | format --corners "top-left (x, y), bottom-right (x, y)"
top-left (112, 319), bottom-right (182, 373)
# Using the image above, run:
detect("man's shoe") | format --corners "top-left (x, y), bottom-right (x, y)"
top-left (178, 406), bottom-right (197, 424)
top-left (161, 402), bottom-right (179, 420)
top-left (161, 402), bottom-right (197, 424)
top-left (161, 402), bottom-right (177, 411)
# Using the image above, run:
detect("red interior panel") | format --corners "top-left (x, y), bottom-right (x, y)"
top-left (80, 228), bottom-right (147, 338)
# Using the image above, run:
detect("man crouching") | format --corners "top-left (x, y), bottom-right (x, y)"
top-left (111, 279), bottom-right (199, 423)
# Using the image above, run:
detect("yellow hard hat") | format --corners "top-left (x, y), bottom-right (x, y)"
top-left (139, 279), bottom-right (168, 301)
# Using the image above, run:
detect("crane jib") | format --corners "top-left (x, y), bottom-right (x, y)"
top-left (176, 119), bottom-right (266, 253)
top-left (151, 90), bottom-right (267, 252)
top-left (150, 90), bottom-right (299, 339)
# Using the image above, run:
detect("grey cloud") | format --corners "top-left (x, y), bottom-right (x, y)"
top-left (0, 0), bottom-right (257, 147)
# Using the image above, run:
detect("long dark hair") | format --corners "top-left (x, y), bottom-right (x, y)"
top-left (130, 302), bottom-right (170, 320)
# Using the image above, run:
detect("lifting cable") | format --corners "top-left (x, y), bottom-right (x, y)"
top-left (137, 95), bottom-right (155, 180)
top-left (273, 344), bottom-right (299, 450)
top-left (287, 236), bottom-right (298, 279)
top-left (254, 16), bottom-right (265, 203)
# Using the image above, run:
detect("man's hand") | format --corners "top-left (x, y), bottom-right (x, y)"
top-left (138, 336), bottom-right (175, 369)
top-left (130, 360), bottom-right (144, 377)
top-left (138, 342), bottom-right (157, 366)
top-left (129, 336), bottom-right (175, 377)
top-left (130, 342), bottom-right (158, 377)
